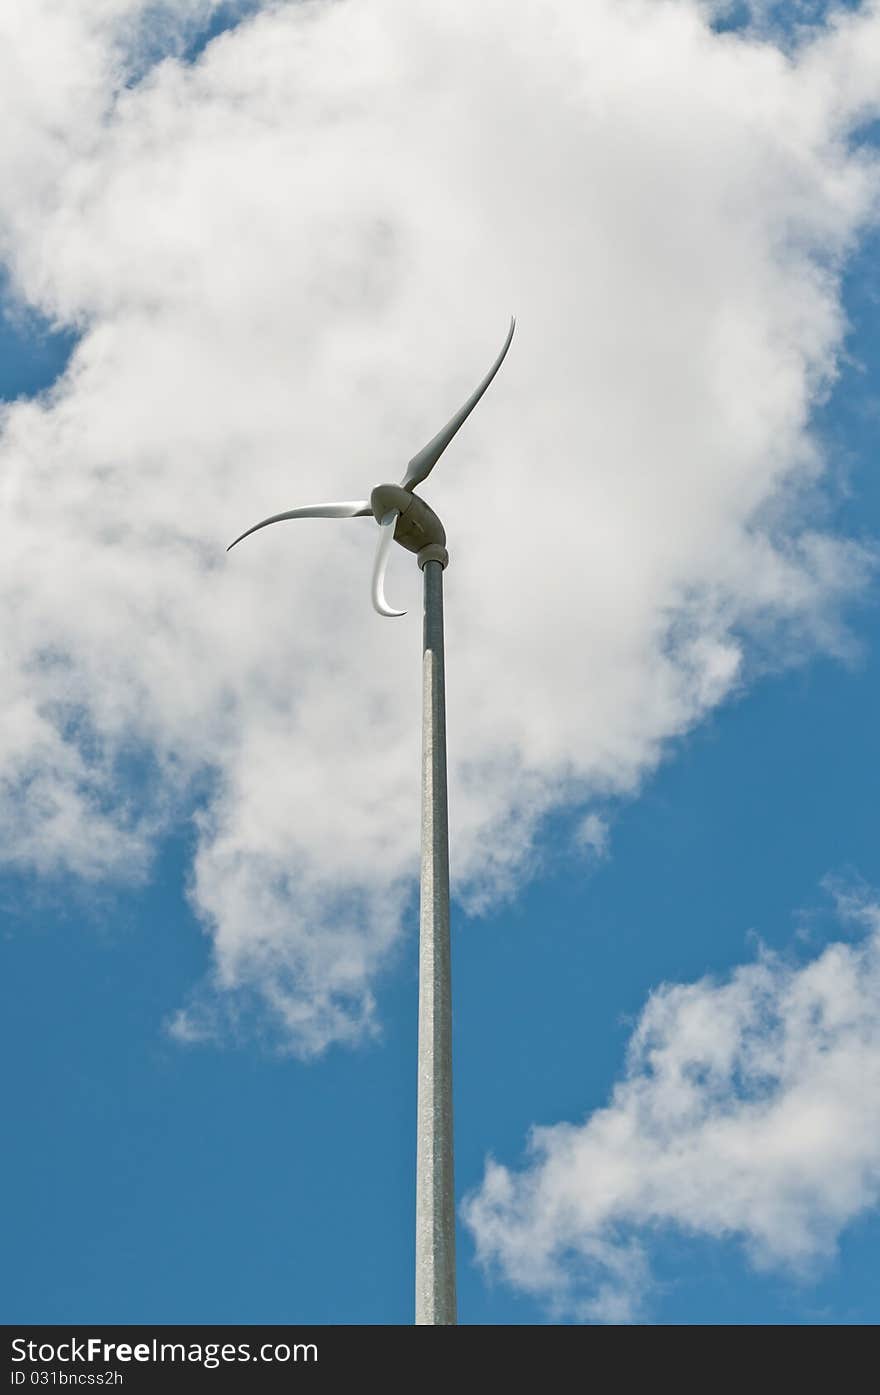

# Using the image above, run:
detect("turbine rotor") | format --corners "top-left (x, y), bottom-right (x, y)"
top-left (226, 318), bottom-right (514, 616)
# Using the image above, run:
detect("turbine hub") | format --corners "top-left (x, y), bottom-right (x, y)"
top-left (370, 484), bottom-right (446, 555)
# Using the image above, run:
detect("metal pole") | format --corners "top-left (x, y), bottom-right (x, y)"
top-left (415, 551), bottom-right (456, 1325)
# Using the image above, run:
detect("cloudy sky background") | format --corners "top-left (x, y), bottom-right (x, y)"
top-left (2, 0), bottom-right (880, 1323)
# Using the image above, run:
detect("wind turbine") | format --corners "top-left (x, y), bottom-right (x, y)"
top-left (228, 316), bottom-right (515, 1325)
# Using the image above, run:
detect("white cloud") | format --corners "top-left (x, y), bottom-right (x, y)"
top-left (0, 1), bottom-right (879, 1051)
top-left (463, 892), bottom-right (880, 1322)
top-left (574, 813), bottom-right (610, 861)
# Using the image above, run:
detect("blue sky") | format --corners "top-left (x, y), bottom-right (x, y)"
top-left (2, 0), bottom-right (880, 1325)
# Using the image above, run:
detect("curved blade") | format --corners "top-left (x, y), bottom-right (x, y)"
top-left (400, 316), bottom-right (516, 491)
top-left (372, 511), bottom-right (406, 617)
top-left (227, 501), bottom-right (371, 552)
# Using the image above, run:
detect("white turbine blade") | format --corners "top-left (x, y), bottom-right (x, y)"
top-left (372, 511), bottom-right (406, 617)
top-left (400, 316), bottom-right (515, 491)
top-left (227, 500), bottom-right (371, 551)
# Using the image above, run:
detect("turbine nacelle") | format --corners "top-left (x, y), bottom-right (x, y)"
top-left (227, 317), bottom-right (515, 617)
top-left (370, 485), bottom-right (446, 555)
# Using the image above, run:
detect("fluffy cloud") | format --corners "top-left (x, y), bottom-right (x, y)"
top-left (1, 0), bottom-right (879, 1051)
top-left (464, 892), bottom-right (880, 1322)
